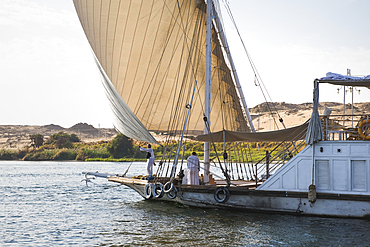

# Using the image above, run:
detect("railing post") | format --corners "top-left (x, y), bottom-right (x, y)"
top-left (266, 150), bottom-right (270, 179)
top-left (255, 163), bottom-right (257, 187)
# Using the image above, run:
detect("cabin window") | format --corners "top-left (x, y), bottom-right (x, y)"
top-left (351, 160), bottom-right (366, 191)
top-left (316, 160), bottom-right (330, 190)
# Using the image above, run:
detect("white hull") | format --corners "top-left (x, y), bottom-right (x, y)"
top-left (108, 177), bottom-right (370, 218)
top-left (109, 140), bottom-right (370, 218)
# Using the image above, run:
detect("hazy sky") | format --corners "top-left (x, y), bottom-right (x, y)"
top-left (1, 0), bottom-right (369, 128)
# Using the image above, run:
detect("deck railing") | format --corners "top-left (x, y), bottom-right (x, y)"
top-left (253, 139), bottom-right (307, 186)
top-left (322, 114), bottom-right (369, 141)
top-left (156, 114), bottom-right (369, 185)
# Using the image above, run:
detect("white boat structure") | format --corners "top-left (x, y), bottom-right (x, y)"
top-left (74, 0), bottom-right (370, 218)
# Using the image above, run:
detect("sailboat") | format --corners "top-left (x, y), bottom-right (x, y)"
top-left (74, 0), bottom-right (370, 218)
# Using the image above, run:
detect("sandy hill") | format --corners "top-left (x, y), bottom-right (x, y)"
top-left (68, 123), bottom-right (100, 136)
top-left (0, 123), bottom-right (117, 149)
top-left (249, 102), bottom-right (369, 132)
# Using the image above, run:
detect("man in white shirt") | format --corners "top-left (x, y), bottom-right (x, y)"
top-left (187, 152), bottom-right (200, 185)
top-left (139, 144), bottom-right (155, 176)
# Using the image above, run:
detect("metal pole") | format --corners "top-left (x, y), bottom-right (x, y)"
top-left (343, 85), bottom-right (345, 129)
top-left (255, 163), bottom-right (257, 187)
top-left (170, 82), bottom-right (197, 180)
top-left (266, 150), bottom-right (270, 179)
top-left (351, 87), bottom-right (354, 128)
top-left (311, 143), bottom-right (315, 185)
top-left (203, 0), bottom-right (213, 184)
top-left (344, 69), bottom-right (350, 129)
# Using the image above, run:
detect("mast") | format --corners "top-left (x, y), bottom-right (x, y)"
top-left (204, 0), bottom-right (213, 184)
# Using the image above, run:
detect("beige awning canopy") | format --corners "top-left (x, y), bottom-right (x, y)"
top-left (195, 121), bottom-right (309, 142)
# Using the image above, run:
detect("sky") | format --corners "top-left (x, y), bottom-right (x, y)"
top-left (0, 0), bottom-right (369, 128)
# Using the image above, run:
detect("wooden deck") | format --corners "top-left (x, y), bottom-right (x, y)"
top-left (108, 176), bottom-right (261, 189)
top-left (108, 176), bottom-right (148, 185)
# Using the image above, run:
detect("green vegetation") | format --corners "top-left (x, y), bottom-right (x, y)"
top-left (0, 148), bottom-right (27, 160)
top-left (85, 157), bottom-right (145, 162)
top-left (154, 141), bottom-right (284, 162)
top-left (0, 132), bottom-right (142, 161)
top-left (22, 149), bottom-right (77, 161)
top-left (107, 134), bottom-right (133, 158)
top-left (45, 131), bottom-right (81, 149)
top-left (29, 134), bottom-right (44, 149)
top-left (0, 131), bottom-right (303, 162)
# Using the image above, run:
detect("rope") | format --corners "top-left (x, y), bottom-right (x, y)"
top-left (221, 0), bottom-right (286, 130)
top-left (204, 116), bottom-right (231, 185)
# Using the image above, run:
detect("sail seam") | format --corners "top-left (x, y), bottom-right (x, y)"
top-left (114, 0), bottom-right (132, 94)
top-left (109, 0), bottom-right (121, 77)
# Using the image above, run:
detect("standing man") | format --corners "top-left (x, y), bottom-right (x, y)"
top-left (187, 152), bottom-right (200, 185)
top-left (140, 144), bottom-right (155, 177)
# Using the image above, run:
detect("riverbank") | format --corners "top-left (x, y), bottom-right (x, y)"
top-left (0, 141), bottom-right (291, 163)
top-left (2, 101), bottom-right (368, 161)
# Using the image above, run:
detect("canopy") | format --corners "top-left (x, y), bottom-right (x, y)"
top-left (318, 72), bottom-right (370, 87)
top-left (195, 121), bottom-right (308, 143)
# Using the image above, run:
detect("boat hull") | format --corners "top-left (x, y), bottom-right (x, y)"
top-left (109, 177), bottom-right (370, 218)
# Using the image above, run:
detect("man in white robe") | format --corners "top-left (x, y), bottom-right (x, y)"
top-left (139, 144), bottom-right (155, 176)
top-left (187, 152), bottom-right (200, 185)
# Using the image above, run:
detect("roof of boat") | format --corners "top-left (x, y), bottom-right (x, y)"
top-left (317, 72), bottom-right (370, 87)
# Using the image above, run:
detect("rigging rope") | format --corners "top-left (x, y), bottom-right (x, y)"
top-left (155, 1), bottom-right (207, 177)
top-left (145, 0), bottom-right (254, 179)
top-left (221, 0), bottom-right (286, 130)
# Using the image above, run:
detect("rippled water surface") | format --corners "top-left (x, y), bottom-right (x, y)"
top-left (1, 161), bottom-right (370, 246)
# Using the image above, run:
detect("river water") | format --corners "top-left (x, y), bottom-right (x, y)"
top-left (1, 161), bottom-right (370, 246)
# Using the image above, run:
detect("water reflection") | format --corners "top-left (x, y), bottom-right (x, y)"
top-left (98, 198), bottom-right (370, 246)
top-left (1, 161), bottom-right (369, 246)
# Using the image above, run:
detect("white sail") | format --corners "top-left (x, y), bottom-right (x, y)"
top-left (73, 0), bottom-right (250, 142)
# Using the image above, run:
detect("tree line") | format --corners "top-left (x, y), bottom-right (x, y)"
top-left (0, 131), bottom-right (287, 162)
top-left (0, 132), bottom-right (143, 161)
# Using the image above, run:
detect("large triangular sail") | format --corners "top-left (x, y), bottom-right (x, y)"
top-left (73, 0), bottom-right (251, 142)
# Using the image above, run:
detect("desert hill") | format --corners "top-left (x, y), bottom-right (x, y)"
top-left (249, 101), bottom-right (369, 132)
top-left (0, 102), bottom-right (368, 149)
top-left (250, 101), bottom-right (370, 115)
top-left (0, 123), bottom-right (117, 149)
